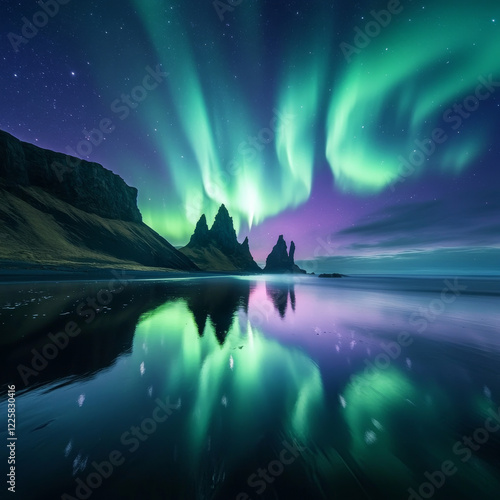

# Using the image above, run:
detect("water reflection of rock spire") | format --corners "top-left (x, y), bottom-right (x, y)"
top-left (184, 281), bottom-right (250, 344)
top-left (1, 279), bottom-right (252, 391)
top-left (265, 281), bottom-right (296, 318)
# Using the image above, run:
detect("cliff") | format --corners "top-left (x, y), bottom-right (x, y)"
top-left (0, 130), bottom-right (198, 271)
top-left (180, 204), bottom-right (261, 272)
top-left (0, 130), bottom-right (141, 222)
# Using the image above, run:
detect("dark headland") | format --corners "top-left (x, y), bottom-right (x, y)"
top-left (0, 129), bottom-right (197, 275)
top-left (0, 130), bottom-right (343, 280)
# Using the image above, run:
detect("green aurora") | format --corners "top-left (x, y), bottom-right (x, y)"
top-left (121, 0), bottom-right (500, 246)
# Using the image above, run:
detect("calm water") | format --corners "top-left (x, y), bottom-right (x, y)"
top-left (1, 274), bottom-right (500, 500)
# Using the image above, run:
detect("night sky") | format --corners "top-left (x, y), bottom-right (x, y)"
top-left (1, 0), bottom-right (499, 273)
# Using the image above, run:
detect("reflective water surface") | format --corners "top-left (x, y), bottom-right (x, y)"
top-left (1, 275), bottom-right (500, 500)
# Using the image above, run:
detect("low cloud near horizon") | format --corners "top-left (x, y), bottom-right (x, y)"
top-left (297, 247), bottom-right (500, 275)
top-left (335, 190), bottom-right (499, 253)
top-left (294, 191), bottom-right (500, 274)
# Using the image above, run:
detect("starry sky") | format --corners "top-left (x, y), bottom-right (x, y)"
top-left (1, 0), bottom-right (499, 274)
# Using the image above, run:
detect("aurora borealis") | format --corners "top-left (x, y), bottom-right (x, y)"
top-left (1, 0), bottom-right (499, 273)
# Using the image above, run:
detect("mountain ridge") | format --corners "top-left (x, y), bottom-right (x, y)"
top-left (0, 130), bottom-right (198, 271)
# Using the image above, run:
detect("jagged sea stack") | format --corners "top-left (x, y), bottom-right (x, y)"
top-left (264, 235), bottom-right (306, 273)
top-left (180, 204), bottom-right (261, 273)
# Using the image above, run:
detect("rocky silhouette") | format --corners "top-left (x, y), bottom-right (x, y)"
top-left (264, 235), bottom-right (306, 273)
top-left (188, 214), bottom-right (210, 247)
top-left (0, 278), bottom-right (252, 390)
top-left (0, 130), bottom-right (141, 222)
top-left (0, 130), bottom-right (198, 271)
top-left (265, 281), bottom-right (296, 318)
top-left (180, 204), bottom-right (261, 272)
top-left (184, 279), bottom-right (251, 344)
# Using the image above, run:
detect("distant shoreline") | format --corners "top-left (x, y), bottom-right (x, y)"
top-left (1, 260), bottom-right (498, 284)
top-left (0, 260), bottom-right (284, 283)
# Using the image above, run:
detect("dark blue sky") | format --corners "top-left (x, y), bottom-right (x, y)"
top-left (1, 0), bottom-right (499, 273)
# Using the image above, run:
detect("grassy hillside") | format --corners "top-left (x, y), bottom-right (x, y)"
top-left (179, 244), bottom-right (241, 272)
top-left (0, 183), bottom-right (197, 271)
